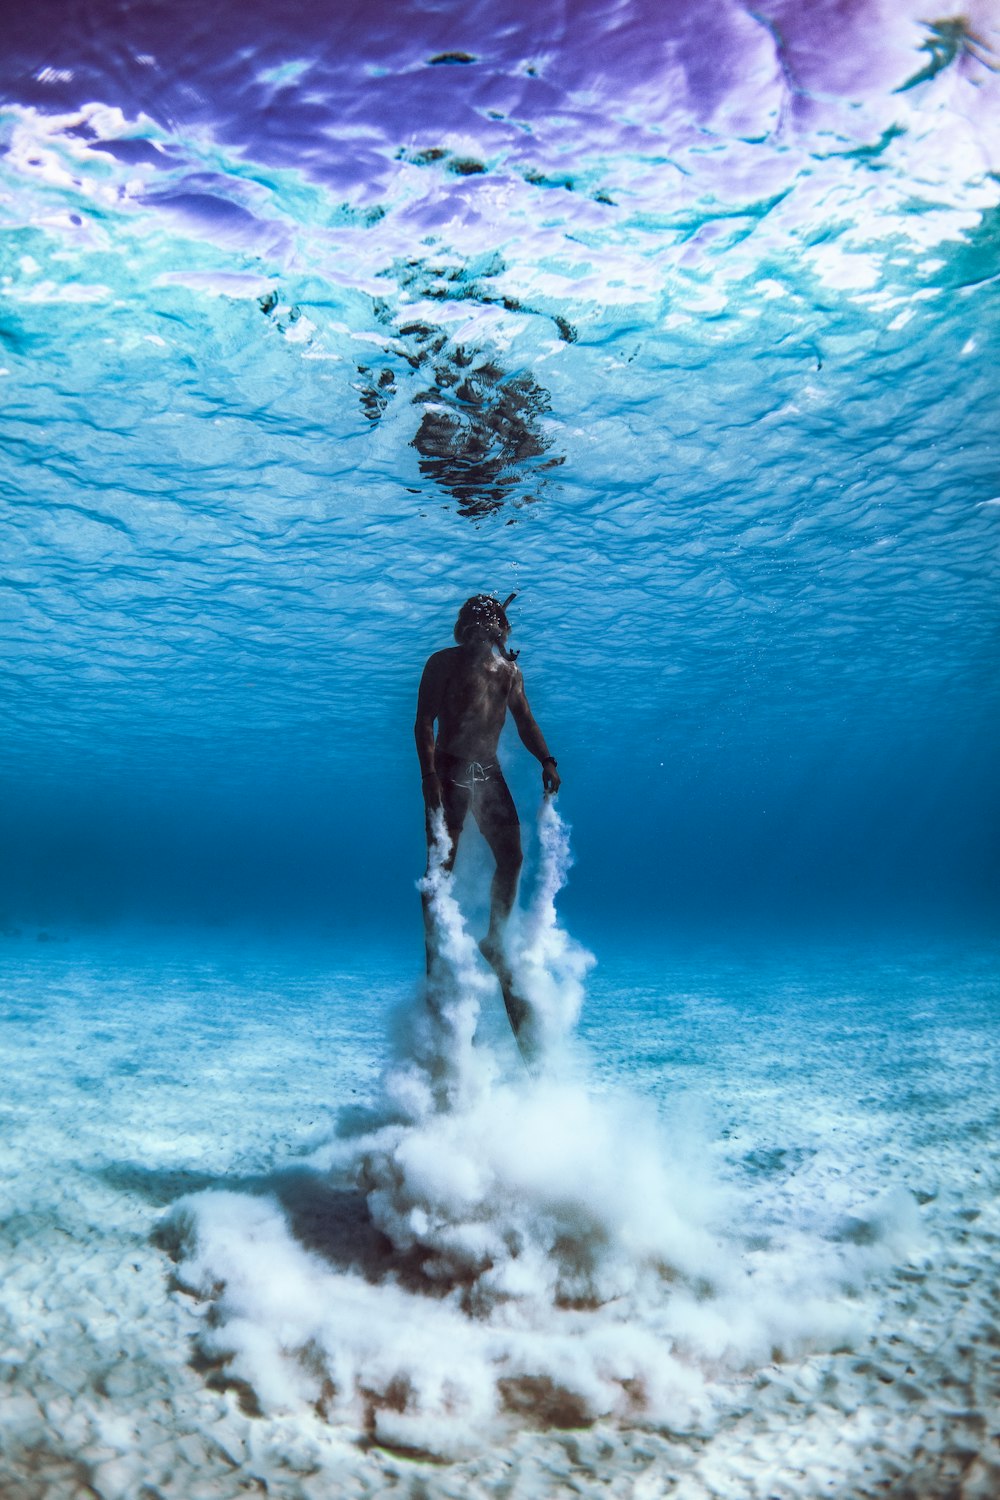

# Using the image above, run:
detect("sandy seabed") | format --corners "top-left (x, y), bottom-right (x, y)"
top-left (0, 932), bottom-right (997, 1500)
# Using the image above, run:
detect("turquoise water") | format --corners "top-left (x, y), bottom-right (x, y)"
top-left (1, 4), bottom-right (999, 1496)
top-left (1, 0), bottom-right (997, 940)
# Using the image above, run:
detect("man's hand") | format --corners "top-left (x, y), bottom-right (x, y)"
top-left (542, 757), bottom-right (561, 795)
top-left (422, 771), bottom-right (443, 808)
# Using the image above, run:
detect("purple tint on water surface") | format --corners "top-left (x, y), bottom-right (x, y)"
top-left (2, 0), bottom-right (960, 189)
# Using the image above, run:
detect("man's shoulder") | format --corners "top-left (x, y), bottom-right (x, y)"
top-left (421, 646), bottom-right (461, 676)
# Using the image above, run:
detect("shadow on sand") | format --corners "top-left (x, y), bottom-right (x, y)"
top-left (97, 1157), bottom-right (475, 1300)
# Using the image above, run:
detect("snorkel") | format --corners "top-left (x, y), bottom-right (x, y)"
top-left (497, 592), bottom-right (519, 662)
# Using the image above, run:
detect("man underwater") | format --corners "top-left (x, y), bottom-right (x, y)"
top-left (415, 593), bottom-right (561, 1048)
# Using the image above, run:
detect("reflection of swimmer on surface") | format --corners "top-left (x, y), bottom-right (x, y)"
top-left (415, 593), bottom-right (560, 1054)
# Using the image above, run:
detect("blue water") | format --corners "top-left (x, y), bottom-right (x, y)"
top-left (1, 5), bottom-right (999, 1495)
top-left (1, 0), bottom-right (997, 943)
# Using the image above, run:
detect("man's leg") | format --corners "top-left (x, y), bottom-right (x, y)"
top-left (472, 772), bottom-right (523, 957)
top-left (473, 774), bottom-right (530, 1046)
top-left (422, 773), bottom-right (468, 972)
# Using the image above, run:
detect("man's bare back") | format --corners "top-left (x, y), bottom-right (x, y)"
top-left (416, 644), bottom-right (515, 764)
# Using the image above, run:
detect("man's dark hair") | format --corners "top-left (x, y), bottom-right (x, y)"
top-left (454, 594), bottom-right (510, 645)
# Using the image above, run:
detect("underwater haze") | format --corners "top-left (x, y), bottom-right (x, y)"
top-left (1, 2), bottom-right (1000, 1498)
top-left (1, 0), bottom-right (997, 940)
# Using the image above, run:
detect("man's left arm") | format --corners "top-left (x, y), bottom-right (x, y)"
top-left (509, 670), bottom-right (561, 794)
top-left (415, 656), bottom-right (443, 805)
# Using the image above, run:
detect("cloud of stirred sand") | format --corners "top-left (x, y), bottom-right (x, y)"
top-left (164, 804), bottom-right (922, 1457)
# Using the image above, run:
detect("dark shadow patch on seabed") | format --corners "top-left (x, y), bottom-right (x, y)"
top-left (102, 1159), bottom-right (471, 1300)
top-left (104, 1160), bottom-right (385, 1269)
top-left (98, 1160), bottom-right (420, 1418)
top-left (111, 1152), bottom-right (581, 1434)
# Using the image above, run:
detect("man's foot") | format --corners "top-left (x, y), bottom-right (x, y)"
top-left (501, 985), bottom-right (531, 1043)
top-left (479, 934), bottom-right (534, 1058)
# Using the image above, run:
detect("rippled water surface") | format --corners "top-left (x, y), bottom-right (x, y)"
top-left (2, 5), bottom-right (999, 925)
